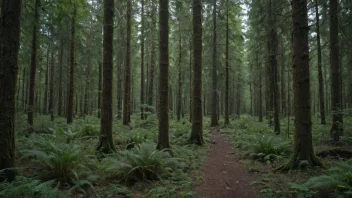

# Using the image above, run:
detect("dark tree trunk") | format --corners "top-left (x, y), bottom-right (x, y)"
top-left (116, 1), bottom-right (124, 120)
top-left (0, 0), bottom-right (22, 181)
top-left (282, 0), bottom-right (322, 170)
top-left (225, 1), bottom-right (230, 125)
top-left (49, 47), bottom-right (55, 121)
top-left (268, 0), bottom-right (280, 134)
top-left (148, 0), bottom-right (156, 115)
top-left (315, 0), bottom-right (326, 124)
top-left (210, 0), bottom-right (218, 127)
top-left (67, 4), bottom-right (77, 124)
top-left (157, 0), bottom-right (170, 150)
top-left (58, 39), bottom-right (64, 116)
top-left (98, 62), bottom-right (102, 118)
top-left (140, 0), bottom-right (145, 120)
top-left (123, 0), bottom-right (132, 125)
top-left (97, 0), bottom-right (116, 154)
top-left (43, 46), bottom-right (49, 114)
top-left (257, 51), bottom-right (263, 122)
top-left (21, 68), bottom-right (26, 112)
top-left (190, 0), bottom-right (204, 145)
top-left (28, 0), bottom-right (40, 125)
top-left (177, 24), bottom-right (182, 121)
top-left (84, 17), bottom-right (93, 116)
top-left (189, 37), bottom-right (193, 122)
top-left (329, 0), bottom-right (343, 141)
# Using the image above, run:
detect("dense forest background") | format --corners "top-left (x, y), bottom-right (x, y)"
top-left (1, 0), bottom-right (352, 197)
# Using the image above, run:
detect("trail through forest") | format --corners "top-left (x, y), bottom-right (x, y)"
top-left (195, 130), bottom-right (258, 198)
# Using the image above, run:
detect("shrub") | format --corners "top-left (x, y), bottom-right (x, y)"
top-left (0, 176), bottom-right (60, 198)
top-left (104, 143), bottom-right (183, 182)
top-left (21, 136), bottom-right (95, 185)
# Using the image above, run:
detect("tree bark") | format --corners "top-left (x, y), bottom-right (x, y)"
top-left (210, 0), bottom-right (218, 127)
top-left (157, 0), bottom-right (170, 150)
top-left (190, 0), bottom-right (204, 145)
top-left (329, 0), bottom-right (343, 141)
top-left (282, 0), bottom-right (322, 170)
top-left (148, 0), bottom-right (156, 115)
top-left (177, 23), bottom-right (182, 121)
top-left (140, 0), bottom-right (145, 120)
top-left (225, 1), bottom-right (230, 125)
top-left (49, 46), bottom-right (55, 121)
top-left (315, 0), bottom-right (326, 125)
top-left (98, 62), bottom-right (102, 118)
top-left (97, 0), bottom-right (116, 154)
top-left (123, 0), bottom-right (132, 125)
top-left (28, 0), bottom-right (40, 125)
top-left (0, 0), bottom-right (22, 181)
top-left (67, 4), bottom-right (76, 124)
top-left (58, 39), bottom-right (64, 116)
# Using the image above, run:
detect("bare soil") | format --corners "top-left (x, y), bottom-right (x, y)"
top-left (195, 129), bottom-right (259, 198)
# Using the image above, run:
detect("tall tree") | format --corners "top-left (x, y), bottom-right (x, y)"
top-left (224, 0), bottom-right (230, 125)
top-left (190, 0), bottom-right (204, 145)
top-left (97, 0), bottom-right (116, 154)
top-left (315, 0), bottom-right (326, 125)
top-left (157, 0), bottom-right (170, 150)
top-left (123, 0), bottom-right (132, 125)
top-left (0, 0), bottom-right (22, 181)
top-left (140, 0), bottom-right (145, 120)
top-left (267, 0), bottom-right (280, 134)
top-left (148, 0), bottom-right (156, 115)
top-left (49, 46), bottom-right (55, 121)
top-left (58, 39), bottom-right (64, 116)
top-left (282, 0), bottom-right (322, 170)
top-left (67, 4), bottom-right (77, 124)
top-left (329, 0), bottom-right (343, 141)
top-left (210, 0), bottom-right (218, 127)
top-left (28, 0), bottom-right (40, 125)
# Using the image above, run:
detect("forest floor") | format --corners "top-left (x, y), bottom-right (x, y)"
top-left (195, 129), bottom-right (259, 198)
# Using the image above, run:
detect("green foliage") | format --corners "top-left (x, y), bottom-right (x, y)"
top-left (0, 176), bottom-right (60, 198)
top-left (20, 136), bottom-right (97, 186)
top-left (103, 143), bottom-right (184, 182)
top-left (251, 135), bottom-right (290, 156)
top-left (299, 159), bottom-right (352, 196)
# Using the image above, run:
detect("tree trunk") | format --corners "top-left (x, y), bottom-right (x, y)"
top-left (98, 62), bottom-right (102, 118)
top-left (177, 23), bottom-right (182, 121)
top-left (28, 0), bottom-right (40, 125)
top-left (84, 16), bottom-right (93, 116)
top-left (49, 46), bottom-right (55, 121)
top-left (190, 0), bottom-right (204, 145)
top-left (148, 0), bottom-right (156, 115)
top-left (329, 0), bottom-right (343, 141)
top-left (282, 0), bottom-right (322, 170)
top-left (210, 0), bottom-right (218, 127)
top-left (157, 0), bottom-right (170, 150)
top-left (97, 0), bottom-right (116, 154)
top-left (189, 37), bottom-right (193, 122)
top-left (140, 0), bottom-right (145, 120)
top-left (58, 39), bottom-right (64, 116)
top-left (0, 0), bottom-right (22, 181)
top-left (116, 1), bottom-right (124, 120)
top-left (315, 0), bottom-right (326, 124)
top-left (225, 1), bottom-right (230, 125)
top-left (123, 0), bottom-right (132, 125)
top-left (67, 4), bottom-right (76, 124)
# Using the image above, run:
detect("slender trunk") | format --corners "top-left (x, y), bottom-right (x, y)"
top-left (148, 0), bottom-right (156, 114)
top-left (315, 0), bottom-right (326, 124)
top-left (225, 1), bottom-right (230, 125)
top-left (140, 0), bottom-right (145, 120)
top-left (58, 39), bottom-right (64, 116)
top-left (0, 0), bottom-right (22, 181)
top-left (329, 0), bottom-right (343, 141)
top-left (67, 4), bottom-right (77, 124)
top-left (49, 47), bottom-right (55, 121)
top-left (123, 0), bottom-right (132, 125)
top-left (28, 0), bottom-right (40, 125)
top-left (177, 24), bottom-right (182, 121)
top-left (210, 0), bottom-right (218, 126)
top-left (21, 68), bottom-right (26, 112)
top-left (189, 37), bottom-right (193, 122)
top-left (98, 62), bottom-right (102, 118)
top-left (84, 17), bottom-right (93, 116)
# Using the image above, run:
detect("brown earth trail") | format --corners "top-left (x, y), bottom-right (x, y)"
top-left (195, 130), bottom-right (259, 198)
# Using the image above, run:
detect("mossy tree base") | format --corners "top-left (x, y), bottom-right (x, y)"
top-left (278, 151), bottom-right (323, 171)
top-left (189, 125), bottom-right (204, 146)
top-left (96, 135), bottom-right (116, 155)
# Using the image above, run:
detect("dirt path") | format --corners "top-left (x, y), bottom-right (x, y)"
top-left (195, 129), bottom-right (259, 198)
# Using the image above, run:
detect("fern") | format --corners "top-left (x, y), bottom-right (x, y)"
top-left (0, 176), bottom-right (60, 198)
top-left (103, 143), bottom-right (183, 182)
